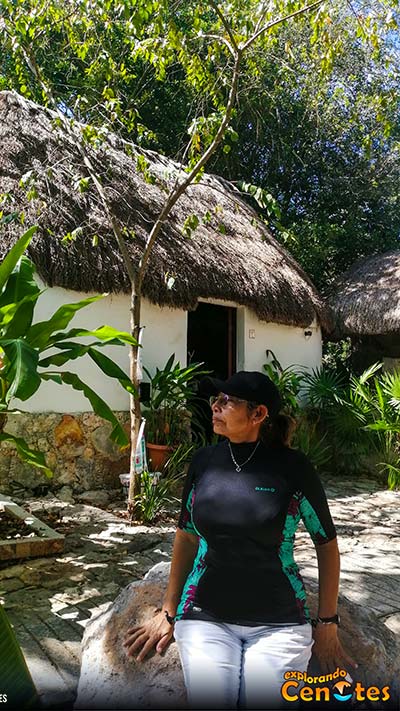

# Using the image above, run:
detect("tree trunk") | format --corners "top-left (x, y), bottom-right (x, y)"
top-left (127, 280), bottom-right (143, 518)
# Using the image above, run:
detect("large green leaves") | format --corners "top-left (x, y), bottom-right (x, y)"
top-left (0, 432), bottom-right (52, 477)
top-left (1, 339), bottom-right (41, 401)
top-left (0, 227), bottom-right (37, 292)
top-left (0, 256), bottom-right (40, 307)
top-left (0, 249), bottom-right (41, 339)
top-left (42, 371), bottom-right (129, 447)
top-left (26, 294), bottom-right (107, 348)
top-left (44, 325), bottom-right (138, 348)
top-left (0, 248), bottom-right (136, 477)
top-left (87, 347), bottom-right (136, 395)
top-left (39, 342), bottom-right (136, 395)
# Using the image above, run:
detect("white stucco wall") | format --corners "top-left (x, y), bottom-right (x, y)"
top-left (17, 284), bottom-right (187, 413)
top-left (17, 285), bottom-right (321, 413)
top-left (243, 310), bottom-right (322, 374)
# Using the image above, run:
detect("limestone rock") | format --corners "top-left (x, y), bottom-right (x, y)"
top-left (75, 562), bottom-right (186, 710)
top-left (77, 490), bottom-right (110, 508)
top-left (55, 415), bottom-right (85, 447)
top-left (306, 578), bottom-right (400, 705)
top-left (125, 532), bottom-right (163, 553)
top-left (57, 486), bottom-right (75, 503)
top-left (75, 565), bottom-right (400, 710)
top-left (91, 423), bottom-right (124, 459)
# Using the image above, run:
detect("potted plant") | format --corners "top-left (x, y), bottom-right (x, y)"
top-left (143, 355), bottom-right (208, 471)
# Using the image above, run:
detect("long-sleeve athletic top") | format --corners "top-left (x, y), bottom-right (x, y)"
top-left (175, 439), bottom-right (337, 626)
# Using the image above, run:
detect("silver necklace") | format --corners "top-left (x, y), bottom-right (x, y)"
top-left (228, 440), bottom-right (260, 472)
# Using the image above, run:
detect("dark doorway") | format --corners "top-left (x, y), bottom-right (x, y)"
top-left (187, 303), bottom-right (237, 441)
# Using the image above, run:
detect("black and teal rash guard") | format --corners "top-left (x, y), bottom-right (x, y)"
top-left (175, 440), bottom-right (336, 626)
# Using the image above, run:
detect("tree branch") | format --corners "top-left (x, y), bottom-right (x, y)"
top-left (203, 33), bottom-right (236, 57)
top-left (137, 48), bottom-right (243, 291)
top-left (209, 0), bottom-right (238, 52)
top-left (242, 0), bottom-right (325, 51)
top-left (255, 2), bottom-right (272, 34)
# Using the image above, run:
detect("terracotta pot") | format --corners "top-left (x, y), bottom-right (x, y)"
top-left (146, 443), bottom-right (174, 472)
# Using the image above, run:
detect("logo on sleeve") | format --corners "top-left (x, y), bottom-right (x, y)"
top-left (255, 486), bottom-right (276, 492)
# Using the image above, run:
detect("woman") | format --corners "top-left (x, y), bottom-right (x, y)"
top-left (124, 371), bottom-right (356, 709)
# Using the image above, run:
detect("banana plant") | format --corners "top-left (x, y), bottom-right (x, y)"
top-left (0, 228), bottom-right (138, 476)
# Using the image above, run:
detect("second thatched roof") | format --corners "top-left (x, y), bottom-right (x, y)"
top-left (0, 90), bottom-right (328, 329)
top-left (329, 250), bottom-right (400, 337)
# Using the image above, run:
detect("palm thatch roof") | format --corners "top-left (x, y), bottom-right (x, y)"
top-left (0, 90), bottom-right (329, 329)
top-left (329, 250), bottom-right (400, 337)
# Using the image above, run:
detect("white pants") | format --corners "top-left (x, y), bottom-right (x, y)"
top-left (174, 619), bottom-right (313, 710)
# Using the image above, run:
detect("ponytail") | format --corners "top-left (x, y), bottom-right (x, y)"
top-left (259, 413), bottom-right (296, 447)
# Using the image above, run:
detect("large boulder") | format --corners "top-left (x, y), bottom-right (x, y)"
top-left (74, 562), bottom-right (186, 709)
top-left (75, 565), bottom-right (400, 710)
top-left (306, 579), bottom-right (400, 709)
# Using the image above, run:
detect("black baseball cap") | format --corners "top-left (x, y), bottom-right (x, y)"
top-left (200, 371), bottom-right (282, 418)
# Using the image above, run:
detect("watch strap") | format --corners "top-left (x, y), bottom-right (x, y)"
top-left (317, 614), bottom-right (340, 626)
top-left (164, 610), bottom-right (175, 625)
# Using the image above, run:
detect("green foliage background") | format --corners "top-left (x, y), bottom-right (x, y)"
top-left (0, 0), bottom-right (399, 289)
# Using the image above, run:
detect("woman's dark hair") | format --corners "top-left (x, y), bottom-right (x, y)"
top-left (247, 403), bottom-right (296, 447)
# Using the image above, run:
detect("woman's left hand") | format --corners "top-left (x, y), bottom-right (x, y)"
top-left (312, 623), bottom-right (358, 675)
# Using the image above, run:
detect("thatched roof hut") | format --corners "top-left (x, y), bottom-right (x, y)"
top-left (0, 90), bottom-right (328, 330)
top-left (329, 250), bottom-right (400, 338)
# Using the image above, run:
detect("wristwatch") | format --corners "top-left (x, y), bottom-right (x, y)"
top-left (164, 610), bottom-right (175, 625)
top-left (316, 614), bottom-right (340, 626)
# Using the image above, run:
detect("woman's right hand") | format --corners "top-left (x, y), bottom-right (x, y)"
top-left (123, 611), bottom-right (174, 662)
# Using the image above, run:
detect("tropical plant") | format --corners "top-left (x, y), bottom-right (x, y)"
top-left (301, 367), bottom-right (347, 409)
top-left (134, 442), bottom-right (195, 523)
top-left (143, 355), bottom-right (209, 447)
top-left (302, 363), bottom-right (400, 488)
top-left (0, 229), bottom-right (138, 475)
top-left (291, 416), bottom-right (332, 472)
top-left (262, 351), bottom-right (333, 470)
top-left (262, 349), bottom-right (305, 416)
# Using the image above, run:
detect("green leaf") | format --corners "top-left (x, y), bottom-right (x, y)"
top-left (41, 371), bottom-right (129, 447)
top-left (88, 348), bottom-right (137, 395)
top-left (26, 295), bottom-right (107, 348)
top-left (0, 294), bottom-right (39, 332)
top-left (0, 603), bottom-right (40, 707)
top-left (182, 213), bottom-right (200, 237)
top-left (45, 325), bottom-right (138, 348)
top-left (4, 299), bottom-right (36, 338)
top-left (1, 339), bottom-right (40, 401)
top-left (0, 256), bottom-right (40, 308)
top-left (0, 227), bottom-right (37, 292)
top-left (39, 343), bottom-right (136, 395)
top-left (38, 339), bottom-right (120, 367)
top-left (0, 432), bottom-right (52, 477)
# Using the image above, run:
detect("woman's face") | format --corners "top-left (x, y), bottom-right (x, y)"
top-left (210, 393), bottom-right (268, 443)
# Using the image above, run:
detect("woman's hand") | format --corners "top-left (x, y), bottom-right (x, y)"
top-left (312, 623), bottom-right (358, 675)
top-left (123, 611), bottom-right (174, 663)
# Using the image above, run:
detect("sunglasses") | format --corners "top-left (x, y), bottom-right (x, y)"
top-left (209, 393), bottom-right (256, 409)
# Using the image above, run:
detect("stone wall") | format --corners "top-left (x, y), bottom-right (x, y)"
top-left (0, 411), bottom-right (131, 498)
